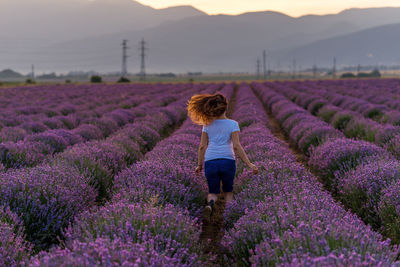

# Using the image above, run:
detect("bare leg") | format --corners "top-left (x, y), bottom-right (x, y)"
top-left (224, 192), bottom-right (234, 203)
top-left (207, 193), bottom-right (218, 203)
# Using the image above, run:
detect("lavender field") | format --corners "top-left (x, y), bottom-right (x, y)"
top-left (3, 80), bottom-right (400, 266)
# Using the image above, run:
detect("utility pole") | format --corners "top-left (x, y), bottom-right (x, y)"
top-left (256, 58), bottom-right (261, 80)
top-left (292, 58), bottom-right (296, 79)
top-left (268, 61), bottom-right (271, 78)
top-left (139, 38), bottom-right (147, 81)
top-left (332, 57), bottom-right (337, 79)
top-left (312, 64), bottom-right (317, 79)
top-left (262, 50), bottom-right (267, 80)
top-left (31, 64), bottom-right (35, 80)
top-left (121, 40), bottom-right (129, 78)
top-left (298, 65), bottom-right (302, 79)
top-left (277, 60), bottom-right (281, 78)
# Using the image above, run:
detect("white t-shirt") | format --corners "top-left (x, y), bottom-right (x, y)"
top-left (202, 119), bottom-right (240, 162)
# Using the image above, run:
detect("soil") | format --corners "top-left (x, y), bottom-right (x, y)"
top-left (198, 85), bottom-right (239, 266)
top-left (251, 87), bottom-right (310, 169)
top-left (199, 195), bottom-right (228, 266)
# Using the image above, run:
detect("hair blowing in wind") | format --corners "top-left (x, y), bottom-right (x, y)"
top-left (187, 93), bottom-right (228, 125)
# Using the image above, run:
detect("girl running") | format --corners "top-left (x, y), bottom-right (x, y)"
top-left (187, 92), bottom-right (258, 219)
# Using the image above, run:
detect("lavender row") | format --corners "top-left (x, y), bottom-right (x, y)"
top-left (315, 79), bottom-right (400, 125)
top-left (27, 83), bottom-right (234, 266)
top-left (35, 203), bottom-right (206, 267)
top-left (279, 79), bottom-right (400, 118)
top-left (0, 83), bottom-right (182, 124)
top-left (224, 83), bottom-right (295, 229)
top-left (270, 81), bottom-right (400, 158)
top-left (285, 80), bottom-right (400, 140)
top-left (0, 83), bottom-right (216, 256)
top-left (112, 83), bottom-right (233, 215)
top-left (0, 84), bottom-right (191, 169)
top-left (281, 80), bottom-right (393, 121)
top-left (0, 205), bottom-right (32, 266)
top-left (255, 83), bottom-right (345, 156)
top-left (0, 107), bottom-right (169, 252)
top-left (0, 84), bottom-right (160, 140)
top-left (254, 82), bottom-right (400, 245)
top-left (264, 82), bottom-right (400, 239)
top-left (311, 79), bottom-right (400, 112)
top-left (220, 83), bottom-right (399, 266)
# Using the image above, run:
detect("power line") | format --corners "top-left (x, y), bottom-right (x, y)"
top-left (263, 50), bottom-right (267, 80)
top-left (139, 38), bottom-right (147, 81)
top-left (31, 64), bottom-right (35, 80)
top-left (298, 65), bottom-right (302, 79)
top-left (121, 39), bottom-right (129, 77)
top-left (312, 64), bottom-right (317, 79)
top-left (268, 61), bottom-right (271, 77)
top-left (256, 57), bottom-right (261, 80)
top-left (292, 58), bottom-right (296, 79)
top-left (277, 60), bottom-right (281, 78)
top-left (332, 57), bottom-right (337, 79)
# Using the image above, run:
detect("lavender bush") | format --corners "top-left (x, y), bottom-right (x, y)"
top-left (0, 163), bottom-right (97, 250)
top-left (0, 205), bottom-right (32, 266)
top-left (30, 237), bottom-right (202, 267)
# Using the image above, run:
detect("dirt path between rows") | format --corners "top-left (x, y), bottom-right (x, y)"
top-left (199, 84), bottom-right (238, 266)
top-left (251, 87), bottom-right (311, 170)
top-left (199, 195), bottom-right (227, 266)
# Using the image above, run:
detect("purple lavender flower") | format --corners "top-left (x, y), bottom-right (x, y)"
top-left (378, 179), bottom-right (400, 243)
top-left (25, 132), bottom-right (69, 153)
top-left (30, 237), bottom-right (204, 267)
top-left (0, 163), bottom-right (96, 250)
top-left (338, 159), bottom-right (400, 227)
top-left (0, 205), bottom-right (32, 266)
top-left (72, 124), bottom-right (104, 140)
top-left (0, 127), bottom-right (27, 142)
top-left (64, 201), bottom-right (204, 262)
top-left (308, 138), bottom-right (389, 184)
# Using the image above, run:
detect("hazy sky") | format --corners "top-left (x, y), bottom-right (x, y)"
top-left (137, 0), bottom-right (400, 16)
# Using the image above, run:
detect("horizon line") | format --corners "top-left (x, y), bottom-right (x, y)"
top-left (144, 2), bottom-right (400, 18)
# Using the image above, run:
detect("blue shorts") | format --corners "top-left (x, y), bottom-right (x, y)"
top-left (204, 158), bottom-right (236, 194)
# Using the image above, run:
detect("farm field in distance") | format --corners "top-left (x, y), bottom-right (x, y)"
top-left (2, 79), bottom-right (400, 266)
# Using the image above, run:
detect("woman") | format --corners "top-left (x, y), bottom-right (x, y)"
top-left (187, 93), bottom-right (258, 220)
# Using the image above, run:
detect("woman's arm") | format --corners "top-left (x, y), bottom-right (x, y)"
top-left (231, 131), bottom-right (258, 174)
top-left (195, 132), bottom-right (208, 174)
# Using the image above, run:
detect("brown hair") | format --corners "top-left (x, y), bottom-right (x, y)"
top-left (187, 93), bottom-right (228, 125)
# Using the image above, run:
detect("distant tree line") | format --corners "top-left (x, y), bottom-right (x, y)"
top-left (187, 72), bottom-right (203, 76)
top-left (155, 73), bottom-right (177, 77)
top-left (341, 69), bottom-right (381, 79)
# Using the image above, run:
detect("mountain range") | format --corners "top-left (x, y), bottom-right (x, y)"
top-left (1, 0), bottom-right (400, 74)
